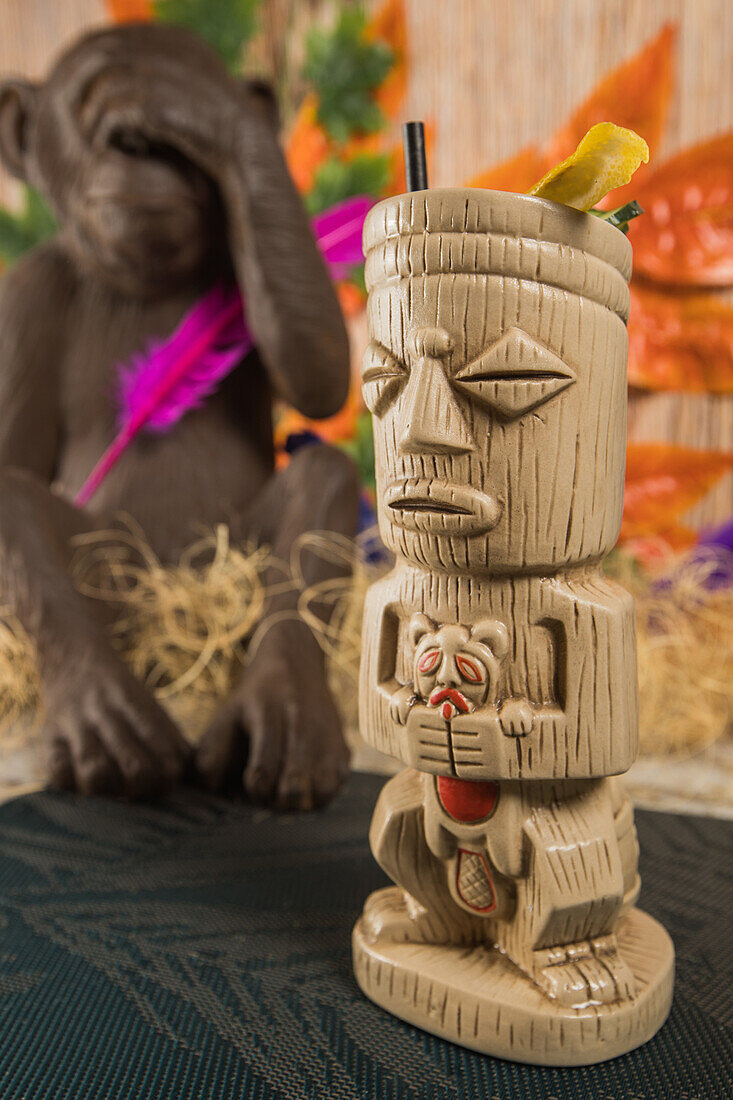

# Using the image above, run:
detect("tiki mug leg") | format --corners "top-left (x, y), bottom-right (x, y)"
top-left (494, 779), bottom-right (637, 1008)
top-left (352, 189), bottom-right (674, 1065)
top-left (359, 768), bottom-right (502, 948)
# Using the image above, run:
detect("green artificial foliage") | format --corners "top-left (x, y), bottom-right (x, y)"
top-left (349, 263), bottom-right (367, 295)
top-left (153, 0), bottom-right (260, 71)
top-left (303, 8), bottom-right (393, 143)
top-left (0, 187), bottom-right (56, 266)
top-left (340, 410), bottom-right (375, 493)
top-left (306, 153), bottom-right (391, 216)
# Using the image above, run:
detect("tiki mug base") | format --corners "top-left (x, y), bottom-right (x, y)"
top-left (352, 902), bottom-right (673, 1066)
top-left (352, 765), bottom-right (673, 1065)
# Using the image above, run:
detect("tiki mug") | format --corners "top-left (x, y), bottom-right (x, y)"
top-left (352, 190), bottom-right (674, 1065)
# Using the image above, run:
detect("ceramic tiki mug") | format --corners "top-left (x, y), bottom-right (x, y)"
top-left (352, 189), bottom-right (674, 1066)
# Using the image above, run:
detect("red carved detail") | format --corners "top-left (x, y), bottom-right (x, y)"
top-left (429, 687), bottom-right (470, 713)
top-left (456, 848), bottom-right (497, 912)
top-left (456, 654), bottom-right (483, 683)
top-left (418, 648), bottom-right (441, 674)
top-left (437, 775), bottom-right (499, 822)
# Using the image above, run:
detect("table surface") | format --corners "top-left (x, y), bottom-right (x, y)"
top-left (0, 773), bottom-right (730, 1100)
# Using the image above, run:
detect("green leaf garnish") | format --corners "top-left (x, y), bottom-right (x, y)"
top-left (589, 199), bottom-right (644, 233)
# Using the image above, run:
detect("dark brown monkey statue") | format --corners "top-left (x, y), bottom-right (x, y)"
top-left (0, 23), bottom-right (360, 808)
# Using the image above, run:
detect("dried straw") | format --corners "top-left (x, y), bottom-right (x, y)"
top-left (0, 524), bottom-right (730, 760)
top-left (0, 610), bottom-right (40, 748)
top-left (606, 544), bottom-right (733, 755)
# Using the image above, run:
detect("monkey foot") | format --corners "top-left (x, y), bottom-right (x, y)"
top-left (361, 886), bottom-right (463, 947)
top-left (529, 935), bottom-right (637, 1007)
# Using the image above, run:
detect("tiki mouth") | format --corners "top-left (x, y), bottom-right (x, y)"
top-left (384, 479), bottom-right (502, 535)
top-left (391, 500), bottom-right (471, 516)
top-left (429, 687), bottom-right (471, 716)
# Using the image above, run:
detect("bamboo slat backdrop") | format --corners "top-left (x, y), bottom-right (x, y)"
top-left (0, 0), bottom-right (731, 530)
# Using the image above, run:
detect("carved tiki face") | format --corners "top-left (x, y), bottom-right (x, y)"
top-left (362, 190), bottom-right (632, 574)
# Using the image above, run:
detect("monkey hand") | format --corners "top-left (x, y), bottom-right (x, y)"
top-left (91, 53), bottom-right (249, 180)
top-left (44, 641), bottom-right (190, 798)
top-left (499, 698), bottom-right (535, 737)
top-left (196, 621), bottom-right (350, 811)
top-left (388, 683), bottom-right (418, 725)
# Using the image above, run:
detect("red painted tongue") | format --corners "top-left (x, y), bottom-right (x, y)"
top-left (437, 775), bottom-right (499, 823)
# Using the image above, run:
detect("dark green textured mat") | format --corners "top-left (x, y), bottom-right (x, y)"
top-left (0, 772), bottom-right (730, 1100)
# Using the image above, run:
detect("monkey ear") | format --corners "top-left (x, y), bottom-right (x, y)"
top-left (409, 613), bottom-right (436, 649)
top-left (0, 80), bottom-right (37, 180)
top-left (243, 78), bottom-right (280, 130)
top-left (471, 619), bottom-right (510, 661)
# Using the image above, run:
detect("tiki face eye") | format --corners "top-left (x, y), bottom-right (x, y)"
top-left (456, 654), bottom-right (484, 683)
top-left (362, 341), bottom-right (406, 417)
top-left (417, 648), bottom-right (441, 675)
top-left (453, 328), bottom-right (576, 419)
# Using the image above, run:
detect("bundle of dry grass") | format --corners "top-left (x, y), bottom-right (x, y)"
top-left (0, 518), bottom-right (383, 748)
top-left (606, 545), bottom-right (733, 756)
top-left (0, 611), bottom-right (40, 749)
top-left (0, 523), bottom-right (730, 760)
top-left (68, 518), bottom-right (283, 738)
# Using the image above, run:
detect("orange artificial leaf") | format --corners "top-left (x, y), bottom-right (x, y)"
top-left (546, 23), bottom-right (676, 208)
top-left (621, 442), bottom-right (733, 540)
top-left (106, 0), bottom-right (153, 20)
top-left (628, 132), bottom-right (733, 287)
top-left (285, 94), bottom-right (332, 195)
top-left (275, 388), bottom-right (361, 451)
top-left (629, 285), bottom-right (733, 394)
top-left (467, 147), bottom-right (550, 193)
top-left (337, 281), bottom-right (367, 318)
top-left (366, 0), bottom-right (408, 120)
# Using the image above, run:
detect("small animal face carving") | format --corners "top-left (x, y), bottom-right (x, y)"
top-left (410, 614), bottom-right (509, 719)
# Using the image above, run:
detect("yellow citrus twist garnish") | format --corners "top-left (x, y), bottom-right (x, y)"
top-left (529, 122), bottom-right (649, 211)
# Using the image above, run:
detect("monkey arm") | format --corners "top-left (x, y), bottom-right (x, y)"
top-left (114, 52), bottom-right (350, 419)
top-left (218, 94), bottom-right (351, 419)
top-left (0, 243), bottom-right (68, 478)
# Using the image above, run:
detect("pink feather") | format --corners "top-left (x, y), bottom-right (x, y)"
top-left (76, 284), bottom-right (252, 506)
top-left (312, 195), bottom-right (374, 277)
top-left (118, 283), bottom-right (250, 431)
top-left (75, 195), bottom-right (374, 507)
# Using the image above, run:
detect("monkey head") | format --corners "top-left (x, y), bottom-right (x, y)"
top-left (0, 25), bottom-right (276, 298)
top-left (409, 614), bottom-right (510, 720)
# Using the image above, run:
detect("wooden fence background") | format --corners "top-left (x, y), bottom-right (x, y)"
top-left (1, 0), bottom-right (731, 530)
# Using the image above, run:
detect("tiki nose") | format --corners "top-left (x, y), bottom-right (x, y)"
top-left (440, 656), bottom-right (461, 688)
top-left (397, 359), bottom-right (474, 455)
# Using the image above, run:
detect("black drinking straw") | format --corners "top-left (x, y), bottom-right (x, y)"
top-left (402, 120), bottom-right (428, 191)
